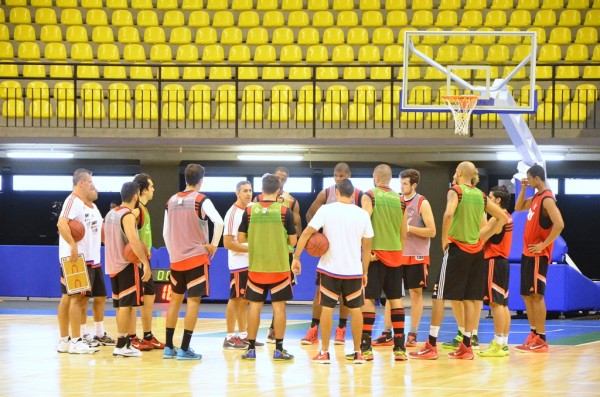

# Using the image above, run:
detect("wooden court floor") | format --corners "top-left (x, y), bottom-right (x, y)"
top-left (1, 301), bottom-right (599, 397)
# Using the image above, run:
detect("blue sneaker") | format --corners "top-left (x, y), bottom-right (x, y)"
top-left (273, 349), bottom-right (294, 361)
top-left (163, 346), bottom-right (178, 359)
top-left (176, 347), bottom-right (202, 361)
top-left (241, 348), bottom-right (256, 360)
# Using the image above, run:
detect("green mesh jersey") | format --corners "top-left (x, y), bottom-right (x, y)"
top-left (248, 202), bottom-right (289, 273)
top-left (368, 187), bottom-right (403, 251)
top-left (448, 184), bottom-right (486, 244)
top-left (138, 203), bottom-right (152, 252)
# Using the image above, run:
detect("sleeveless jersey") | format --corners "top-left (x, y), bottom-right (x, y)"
top-left (403, 193), bottom-right (431, 257)
top-left (224, 203), bottom-right (249, 271)
top-left (165, 191), bottom-right (209, 263)
top-left (366, 187), bottom-right (404, 251)
top-left (257, 192), bottom-right (296, 252)
top-left (448, 184), bottom-right (486, 252)
top-left (523, 189), bottom-right (556, 260)
top-left (104, 206), bottom-right (133, 275)
top-left (246, 202), bottom-right (289, 273)
top-left (484, 210), bottom-right (513, 259)
top-left (137, 203), bottom-right (152, 253)
top-left (325, 185), bottom-right (362, 205)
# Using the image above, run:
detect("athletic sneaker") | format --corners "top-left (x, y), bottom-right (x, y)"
top-left (516, 335), bottom-right (549, 353)
top-left (471, 334), bottom-right (479, 350)
top-left (94, 332), bottom-right (116, 346)
top-left (360, 346), bottom-right (374, 361)
top-left (405, 332), bottom-right (418, 348)
top-left (242, 348), bottom-right (256, 360)
top-left (312, 351), bottom-right (331, 364)
top-left (448, 342), bottom-right (474, 360)
top-left (57, 337), bottom-right (71, 353)
top-left (130, 336), bottom-right (153, 351)
top-left (301, 325), bottom-right (319, 345)
top-left (371, 332), bottom-right (393, 347)
top-left (163, 346), bottom-right (178, 359)
top-left (223, 336), bottom-right (247, 350)
top-left (273, 349), bottom-right (294, 361)
top-left (68, 338), bottom-right (99, 354)
top-left (409, 340), bottom-right (438, 360)
top-left (334, 326), bottom-right (346, 345)
top-left (502, 344), bottom-right (509, 354)
top-left (145, 336), bottom-right (166, 349)
top-left (113, 345), bottom-right (142, 357)
top-left (393, 347), bottom-right (408, 361)
top-left (177, 347), bottom-right (202, 360)
top-left (240, 338), bottom-right (264, 347)
top-left (515, 331), bottom-right (536, 351)
top-left (82, 333), bottom-right (100, 348)
top-left (267, 327), bottom-right (276, 344)
top-left (478, 340), bottom-right (509, 357)
top-left (442, 333), bottom-right (463, 350)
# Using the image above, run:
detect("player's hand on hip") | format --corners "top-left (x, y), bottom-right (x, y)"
top-left (204, 244), bottom-right (217, 258)
top-left (362, 274), bottom-right (368, 287)
top-left (370, 252), bottom-right (378, 262)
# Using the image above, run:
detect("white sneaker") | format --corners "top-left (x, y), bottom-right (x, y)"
top-left (57, 337), bottom-right (71, 353)
top-left (82, 333), bottom-right (100, 348)
top-left (69, 338), bottom-right (99, 354)
top-left (113, 345), bottom-right (142, 357)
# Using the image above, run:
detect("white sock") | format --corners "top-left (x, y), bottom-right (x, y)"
top-left (464, 332), bottom-right (472, 339)
top-left (458, 327), bottom-right (465, 335)
top-left (95, 321), bottom-right (104, 337)
top-left (61, 336), bottom-right (70, 342)
top-left (472, 329), bottom-right (478, 337)
top-left (429, 325), bottom-right (440, 338)
top-left (493, 334), bottom-right (501, 343)
top-left (80, 324), bottom-right (88, 336)
top-left (227, 333), bottom-right (236, 339)
top-left (239, 332), bottom-right (248, 339)
top-left (504, 333), bottom-right (510, 345)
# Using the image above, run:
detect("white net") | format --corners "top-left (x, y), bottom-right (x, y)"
top-left (442, 95), bottom-right (479, 136)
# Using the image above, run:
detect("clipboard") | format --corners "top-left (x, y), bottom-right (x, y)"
top-left (60, 254), bottom-right (91, 294)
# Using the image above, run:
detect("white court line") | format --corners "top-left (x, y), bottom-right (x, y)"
top-left (576, 340), bottom-right (600, 347)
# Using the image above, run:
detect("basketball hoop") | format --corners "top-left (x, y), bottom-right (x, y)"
top-left (442, 95), bottom-right (479, 136)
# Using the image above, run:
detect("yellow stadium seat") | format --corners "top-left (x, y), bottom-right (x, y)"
top-left (567, 0), bottom-right (588, 7)
top-left (271, 85), bottom-right (293, 104)
top-left (188, 103), bottom-right (211, 121)
top-left (151, 44), bottom-right (173, 62)
top-left (0, 81), bottom-right (22, 99)
top-left (35, 8), bottom-right (57, 25)
top-left (176, 44), bottom-right (199, 62)
top-left (358, 45), bottom-right (381, 63)
top-left (333, 0), bottom-right (354, 10)
top-left (246, 27), bottom-right (269, 45)
top-left (0, 25), bottom-right (8, 41)
top-left (106, 0), bottom-right (128, 8)
top-left (439, 0), bottom-right (461, 9)
top-left (535, 103), bottom-right (559, 122)
top-left (460, 10), bottom-right (483, 27)
top-left (370, 66), bottom-right (392, 80)
top-left (202, 44), bottom-right (225, 62)
top-left (298, 85), bottom-right (323, 103)
top-left (447, 27), bottom-right (471, 45)
top-left (262, 66), bottom-right (285, 80)
top-left (295, 103), bottom-right (314, 122)
top-left (464, 0), bottom-right (486, 9)
top-left (257, 0), bottom-right (278, 9)
top-left (383, 45), bottom-right (404, 63)
top-left (30, 99), bottom-right (53, 119)
top-left (485, 44), bottom-right (510, 64)
top-left (574, 84), bottom-right (598, 103)
top-left (163, 11), bottom-right (185, 27)
top-left (424, 67), bottom-right (446, 80)
top-left (82, 0), bottom-right (105, 8)
top-left (182, 0), bottom-right (203, 9)
top-left (558, 9), bottom-right (581, 27)
top-left (263, 11), bottom-right (285, 27)
top-left (409, 45), bottom-right (433, 63)
top-left (103, 64), bottom-right (127, 79)
top-left (254, 44), bottom-right (277, 62)
top-left (412, 0), bottom-right (433, 9)
top-left (360, 0), bottom-right (380, 10)
top-left (556, 66), bottom-right (580, 79)
top-left (325, 85), bottom-right (349, 104)
top-left (77, 64), bottom-right (100, 79)
top-left (134, 102), bottom-right (158, 121)
top-left (0, 42), bottom-right (14, 61)
top-left (162, 84), bottom-right (185, 104)
top-left (81, 82), bottom-right (104, 102)
top-left (332, 45), bottom-right (354, 63)
top-left (189, 11), bottom-right (210, 27)
top-left (232, 0), bottom-right (253, 10)
top-left (297, 28), bottom-right (320, 45)
top-left (306, 45), bottom-right (329, 63)
top-left (354, 84), bottom-right (376, 104)
top-left (144, 27), bottom-right (166, 44)
top-left (536, 66), bottom-right (553, 79)
top-left (66, 26), bottom-right (89, 43)
top-left (18, 42), bottom-right (41, 61)
top-left (284, 66), bottom-right (308, 79)
top-left (313, 11), bottom-right (334, 27)
top-left (435, 10), bottom-right (457, 27)
top-left (372, 28), bottom-right (395, 45)
top-left (337, 11), bottom-right (359, 27)
top-left (545, 84), bottom-right (571, 103)
top-left (541, 0), bottom-right (564, 8)
top-left (272, 27), bottom-right (295, 45)
top-left (584, 10), bottom-right (600, 26)
top-left (228, 44), bottom-right (251, 63)
top-left (137, 10), bottom-right (159, 27)
top-left (491, 0), bottom-right (513, 9)
top-left (44, 42), bottom-right (67, 61)
top-left (420, 27), bottom-right (445, 45)
top-left (538, 44), bottom-right (562, 62)
top-left (220, 27), bottom-right (243, 45)
top-left (215, 102), bottom-right (237, 121)
top-left (593, 45), bottom-right (600, 61)
top-left (2, 99), bottom-right (25, 118)
top-left (534, 10), bottom-right (557, 27)
top-left (109, 102), bottom-right (132, 120)
top-left (188, 84), bottom-right (211, 103)
top-left (562, 102), bottom-right (587, 122)
top-left (288, 11), bottom-right (309, 27)
top-left (359, 10), bottom-right (382, 27)
top-left (111, 10), bottom-right (133, 27)
top-left (207, 0), bottom-right (229, 10)
top-left (10, 7), bottom-right (31, 24)
top-left (408, 86), bottom-right (432, 104)
top-left (343, 66), bottom-right (365, 79)
top-left (346, 28), bottom-right (368, 45)
top-left (208, 65), bottom-right (232, 80)
top-left (168, 27), bottom-right (191, 45)
top-left (57, 101), bottom-right (80, 120)
top-left (213, 11), bottom-right (234, 28)
top-left (84, 101), bottom-right (106, 120)
top-left (484, 10), bottom-right (507, 28)
top-left (118, 27), bottom-right (140, 44)
top-left (61, 9), bottom-right (83, 25)
top-left (86, 9), bottom-right (108, 26)
top-left (26, 81), bottom-right (50, 100)
top-left (461, 45), bottom-right (484, 62)
top-left (123, 44), bottom-right (147, 62)
top-left (320, 103), bottom-right (343, 122)
top-left (70, 43), bottom-right (94, 61)
top-left (135, 83), bottom-right (158, 103)
top-left (92, 26), bottom-right (115, 44)
top-left (411, 10), bottom-right (433, 27)
top-left (267, 103), bottom-right (290, 122)
top-left (517, 0), bottom-right (539, 9)
top-left (23, 63), bottom-right (46, 78)
top-left (14, 26), bottom-right (37, 43)
top-left (322, 28), bottom-right (344, 45)
top-left (241, 103), bottom-right (263, 122)
top-left (157, 0), bottom-right (178, 9)
top-left (435, 44), bottom-right (459, 63)
top-left (282, 0), bottom-right (302, 10)
top-left (524, 27), bottom-right (546, 44)
top-left (385, 0), bottom-right (406, 10)
top-left (6, 0), bottom-right (26, 5)
top-left (565, 44), bottom-right (589, 62)
top-left (315, 66), bottom-right (337, 80)
top-left (347, 103), bottom-right (370, 122)
top-left (547, 27), bottom-right (571, 45)
top-left (575, 27), bottom-right (598, 44)
top-left (182, 65), bottom-right (206, 80)
top-left (280, 45), bottom-right (303, 63)
top-left (502, 65), bottom-right (527, 80)
top-left (497, 28), bottom-right (521, 45)
top-left (374, 103), bottom-right (397, 122)
top-left (241, 85), bottom-right (264, 104)
top-left (195, 27), bottom-right (217, 45)
top-left (130, 65), bottom-right (155, 79)
top-left (238, 11), bottom-right (260, 28)
top-left (108, 82), bottom-right (131, 103)
top-left (400, 111), bottom-right (424, 122)
top-left (32, 0), bottom-right (52, 6)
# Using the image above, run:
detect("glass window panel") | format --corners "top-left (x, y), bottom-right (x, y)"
top-left (323, 177), bottom-right (400, 193)
top-left (565, 178), bottom-right (600, 195)
top-left (252, 176), bottom-right (312, 193)
top-left (201, 176), bottom-right (248, 192)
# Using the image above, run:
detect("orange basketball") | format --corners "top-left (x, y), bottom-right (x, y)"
top-left (124, 243), bottom-right (149, 264)
top-left (68, 220), bottom-right (85, 242)
top-left (305, 232), bottom-right (329, 257)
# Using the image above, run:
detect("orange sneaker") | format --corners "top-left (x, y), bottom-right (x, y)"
top-left (448, 342), bottom-right (474, 360)
top-left (145, 335), bottom-right (166, 349)
top-left (406, 332), bottom-right (418, 347)
top-left (409, 340), bottom-right (438, 360)
top-left (516, 335), bottom-right (549, 353)
top-left (334, 326), bottom-right (346, 345)
top-left (130, 336), bottom-right (153, 351)
top-left (311, 350), bottom-right (331, 364)
top-left (301, 325), bottom-right (319, 345)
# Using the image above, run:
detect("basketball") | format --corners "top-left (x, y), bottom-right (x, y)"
top-left (68, 220), bottom-right (85, 242)
top-left (124, 242), bottom-right (149, 264)
top-left (305, 232), bottom-right (329, 257)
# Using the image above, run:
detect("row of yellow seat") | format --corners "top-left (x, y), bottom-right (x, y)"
top-left (4, 0), bottom-right (600, 12)
top-left (5, 7), bottom-right (600, 28)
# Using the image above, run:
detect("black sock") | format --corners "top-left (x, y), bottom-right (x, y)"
top-left (117, 336), bottom-right (128, 349)
top-left (531, 327), bottom-right (537, 335)
top-left (166, 327), bottom-right (175, 349)
top-left (538, 333), bottom-right (546, 341)
top-left (394, 334), bottom-right (405, 350)
top-left (428, 334), bottom-right (438, 347)
top-left (383, 330), bottom-right (392, 337)
top-left (310, 318), bottom-right (320, 328)
top-left (248, 339), bottom-right (256, 349)
top-left (143, 332), bottom-right (153, 341)
top-left (361, 333), bottom-right (372, 349)
top-left (276, 339), bottom-right (284, 351)
top-left (338, 318), bottom-right (347, 329)
top-left (181, 329), bottom-right (193, 351)
top-left (463, 335), bottom-right (471, 348)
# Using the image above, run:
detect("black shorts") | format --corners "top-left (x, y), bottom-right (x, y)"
top-left (245, 275), bottom-right (293, 303)
top-left (520, 255), bottom-right (549, 296)
top-left (318, 273), bottom-right (364, 309)
top-left (230, 269), bottom-right (249, 299)
top-left (403, 264), bottom-right (429, 290)
top-left (433, 243), bottom-right (485, 301)
top-left (364, 261), bottom-right (404, 300)
top-left (170, 264), bottom-right (209, 298)
top-left (143, 277), bottom-right (155, 296)
top-left (483, 257), bottom-right (510, 306)
top-left (111, 263), bottom-right (144, 308)
top-left (60, 265), bottom-right (106, 297)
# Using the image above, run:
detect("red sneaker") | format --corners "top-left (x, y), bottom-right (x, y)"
top-left (409, 340), bottom-right (438, 360)
top-left (311, 350), bottom-right (331, 364)
top-left (406, 332), bottom-right (418, 347)
top-left (517, 335), bottom-right (549, 353)
top-left (371, 332), bottom-right (394, 347)
top-left (130, 336), bottom-right (153, 351)
top-left (448, 342), bottom-right (474, 360)
top-left (146, 336), bottom-right (166, 349)
top-left (334, 326), bottom-right (346, 345)
top-left (301, 325), bottom-right (319, 345)
top-left (515, 332), bottom-right (538, 353)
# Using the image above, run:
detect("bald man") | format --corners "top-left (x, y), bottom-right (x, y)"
top-left (411, 162), bottom-right (508, 361)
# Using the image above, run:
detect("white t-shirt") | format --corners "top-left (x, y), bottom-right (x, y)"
top-left (223, 203), bottom-right (249, 271)
top-left (58, 193), bottom-right (103, 266)
top-left (308, 201), bottom-right (374, 278)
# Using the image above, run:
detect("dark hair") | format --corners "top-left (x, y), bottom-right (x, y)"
top-left (400, 168), bottom-right (420, 185)
top-left (262, 174), bottom-right (280, 194)
top-left (185, 164), bottom-right (205, 186)
top-left (274, 166), bottom-right (289, 176)
top-left (121, 182), bottom-right (140, 203)
top-left (334, 162), bottom-right (351, 174)
top-left (527, 164), bottom-right (546, 181)
top-left (133, 173), bottom-right (151, 193)
top-left (73, 168), bottom-right (92, 186)
top-left (236, 180), bottom-right (251, 191)
top-left (490, 185), bottom-right (511, 209)
top-left (336, 179), bottom-right (354, 198)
